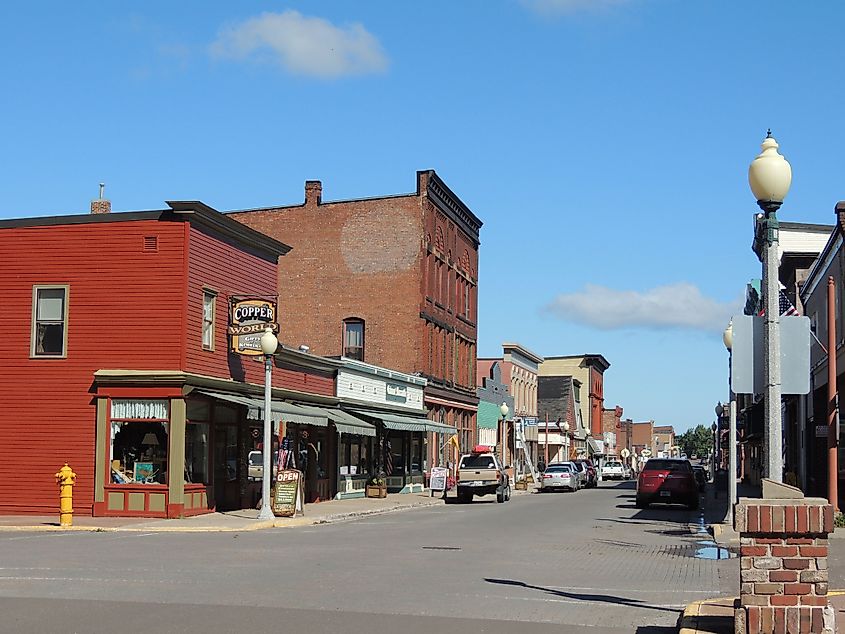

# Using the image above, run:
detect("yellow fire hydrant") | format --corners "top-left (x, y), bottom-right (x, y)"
top-left (55, 463), bottom-right (76, 528)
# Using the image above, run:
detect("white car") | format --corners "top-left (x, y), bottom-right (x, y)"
top-left (601, 461), bottom-right (625, 480)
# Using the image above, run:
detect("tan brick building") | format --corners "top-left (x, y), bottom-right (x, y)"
top-left (229, 170), bottom-right (482, 466)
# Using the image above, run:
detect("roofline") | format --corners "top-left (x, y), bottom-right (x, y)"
top-left (542, 354), bottom-right (611, 371)
top-left (502, 342), bottom-right (544, 364)
top-left (0, 202), bottom-right (293, 261)
top-left (780, 221), bottom-right (835, 233)
top-left (226, 192), bottom-right (417, 215)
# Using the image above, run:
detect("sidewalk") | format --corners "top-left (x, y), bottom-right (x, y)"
top-left (677, 592), bottom-right (845, 634)
top-left (682, 480), bottom-right (844, 632)
top-left (0, 490), bottom-right (449, 533)
top-left (0, 485), bottom-right (537, 533)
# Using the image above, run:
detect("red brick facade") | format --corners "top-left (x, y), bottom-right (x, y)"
top-left (230, 170), bottom-right (482, 453)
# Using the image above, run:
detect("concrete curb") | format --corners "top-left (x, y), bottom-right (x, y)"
top-left (678, 592), bottom-right (845, 634)
top-left (0, 497), bottom-right (444, 533)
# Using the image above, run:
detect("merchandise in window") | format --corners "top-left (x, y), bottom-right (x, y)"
top-left (110, 399), bottom-right (169, 485)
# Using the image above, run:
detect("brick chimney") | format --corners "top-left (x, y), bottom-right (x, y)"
top-left (304, 180), bottom-right (322, 206)
top-left (90, 183), bottom-right (111, 214)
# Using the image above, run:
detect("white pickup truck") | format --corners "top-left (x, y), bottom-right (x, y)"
top-left (601, 460), bottom-right (626, 480)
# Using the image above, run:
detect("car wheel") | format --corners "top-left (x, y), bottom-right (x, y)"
top-left (496, 490), bottom-right (505, 503)
top-left (687, 498), bottom-right (699, 511)
top-left (458, 491), bottom-right (472, 504)
top-left (635, 496), bottom-right (648, 509)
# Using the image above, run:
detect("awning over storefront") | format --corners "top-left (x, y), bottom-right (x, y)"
top-left (197, 390), bottom-right (328, 427)
top-left (351, 409), bottom-right (456, 434)
top-left (587, 438), bottom-right (605, 456)
top-left (292, 403), bottom-right (376, 437)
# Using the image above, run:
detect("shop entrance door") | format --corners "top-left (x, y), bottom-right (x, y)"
top-left (212, 424), bottom-right (240, 511)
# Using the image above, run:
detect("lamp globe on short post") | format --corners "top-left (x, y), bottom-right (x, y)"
top-left (749, 130), bottom-right (792, 483)
top-left (257, 326), bottom-right (279, 521)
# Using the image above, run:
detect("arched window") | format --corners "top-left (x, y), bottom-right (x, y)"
top-left (342, 319), bottom-right (365, 361)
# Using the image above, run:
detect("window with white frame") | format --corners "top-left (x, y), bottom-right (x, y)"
top-left (32, 285), bottom-right (69, 357)
top-left (202, 290), bottom-right (216, 350)
top-left (343, 319), bottom-right (365, 361)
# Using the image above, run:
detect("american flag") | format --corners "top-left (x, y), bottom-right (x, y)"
top-left (759, 289), bottom-right (800, 317)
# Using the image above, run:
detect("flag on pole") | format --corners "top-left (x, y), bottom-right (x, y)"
top-left (758, 289), bottom-right (800, 317)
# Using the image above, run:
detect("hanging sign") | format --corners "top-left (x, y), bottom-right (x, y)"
top-left (229, 298), bottom-right (278, 356)
top-left (272, 469), bottom-right (304, 517)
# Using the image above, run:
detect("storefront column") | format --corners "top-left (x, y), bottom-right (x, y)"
top-left (168, 397), bottom-right (186, 518)
top-left (94, 397), bottom-right (108, 506)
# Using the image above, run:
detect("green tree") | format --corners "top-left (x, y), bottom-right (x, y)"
top-left (677, 424), bottom-right (713, 459)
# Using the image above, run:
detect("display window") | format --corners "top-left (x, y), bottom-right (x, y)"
top-left (185, 423), bottom-right (209, 484)
top-left (339, 435), bottom-right (371, 476)
top-left (110, 399), bottom-right (169, 485)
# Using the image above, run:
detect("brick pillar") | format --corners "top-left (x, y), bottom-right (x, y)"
top-left (735, 499), bottom-right (834, 633)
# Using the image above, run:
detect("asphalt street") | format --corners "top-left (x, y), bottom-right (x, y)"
top-left (0, 481), bottom-right (755, 633)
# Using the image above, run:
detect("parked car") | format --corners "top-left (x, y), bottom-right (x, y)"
top-left (636, 458), bottom-right (698, 510)
top-left (570, 461), bottom-right (588, 488)
top-left (573, 459), bottom-right (598, 488)
top-left (691, 465), bottom-right (708, 491)
top-left (601, 460), bottom-right (625, 481)
top-left (456, 446), bottom-right (511, 504)
top-left (540, 462), bottom-right (580, 492)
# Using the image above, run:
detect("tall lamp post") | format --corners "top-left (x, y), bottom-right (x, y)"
top-left (258, 326), bottom-right (279, 521)
top-left (749, 130), bottom-right (792, 483)
top-left (724, 320), bottom-right (737, 522)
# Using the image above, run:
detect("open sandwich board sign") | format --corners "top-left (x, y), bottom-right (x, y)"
top-left (272, 469), bottom-right (304, 518)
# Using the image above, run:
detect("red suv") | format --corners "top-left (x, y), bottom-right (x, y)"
top-left (636, 458), bottom-right (698, 510)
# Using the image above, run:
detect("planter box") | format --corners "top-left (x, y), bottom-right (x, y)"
top-left (365, 485), bottom-right (387, 499)
top-left (515, 481), bottom-right (528, 490)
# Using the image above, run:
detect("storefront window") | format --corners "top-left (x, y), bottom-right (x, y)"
top-left (386, 433), bottom-right (405, 475)
top-left (110, 399), bottom-right (169, 485)
top-left (411, 436), bottom-right (423, 473)
top-left (185, 423), bottom-right (209, 484)
top-left (340, 435), bottom-right (371, 476)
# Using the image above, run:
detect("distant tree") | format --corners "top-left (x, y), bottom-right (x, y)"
top-left (677, 424), bottom-right (712, 459)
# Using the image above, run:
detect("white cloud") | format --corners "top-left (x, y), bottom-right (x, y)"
top-left (210, 10), bottom-right (388, 78)
top-left (543, 283), bottom-right (741, 333)
top-left (521, 0), bottom-right (634, 16)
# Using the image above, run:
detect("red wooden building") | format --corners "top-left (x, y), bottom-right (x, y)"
top-left (0, 200), bottom-right (346, 518)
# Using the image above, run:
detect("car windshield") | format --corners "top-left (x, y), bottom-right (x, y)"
top-left (460, 455), bottom-right (496, 469)
top-left (644, 459), bottom-right (691, 472)
top-left (606, 462), bottom-right (622, 468)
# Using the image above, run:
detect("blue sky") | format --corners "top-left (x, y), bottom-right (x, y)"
top-left (2, 1), bottom-right (843, 432)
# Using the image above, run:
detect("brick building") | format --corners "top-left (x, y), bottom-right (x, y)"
top-left (230, 170), bottom-right (482, 468)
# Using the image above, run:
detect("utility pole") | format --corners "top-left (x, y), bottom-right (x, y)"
top-left (828, 277), bottom-right (838, 512)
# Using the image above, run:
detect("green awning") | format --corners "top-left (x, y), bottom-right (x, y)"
top-left (292, 403), bottom-right (376, 437)
top-left (197, 390), bottom-right (328, 427)
top-left (351, 409), bottom-right (456, 434)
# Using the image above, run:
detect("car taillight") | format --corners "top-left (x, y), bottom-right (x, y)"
top-left (543, 474), bottom-right (553, 479)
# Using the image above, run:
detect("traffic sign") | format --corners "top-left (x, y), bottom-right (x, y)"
top-left (621, 448), bottom-right (630, 458)
top-left (641, 449), bottom-right (652, 457)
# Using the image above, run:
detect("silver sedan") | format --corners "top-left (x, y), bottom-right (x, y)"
top-left (540, 463), bottom-right (580, 492)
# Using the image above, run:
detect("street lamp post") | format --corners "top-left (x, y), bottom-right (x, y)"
top-left (749, 130), bottom-right (792, 483)
top-left (499, 403), bottom-right (509, 469)
top-left (562, 421), bottom-right (570, 462)
top-left (711, 421), bottom-right (718, 483)
top-left (724, 320), bottom-right (737, 523)
top-left (258, 326), bottom-right (279, 521)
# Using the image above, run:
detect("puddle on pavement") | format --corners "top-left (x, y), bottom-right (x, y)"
top-left (694, 540), bottom-right (736, 559)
